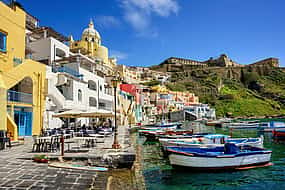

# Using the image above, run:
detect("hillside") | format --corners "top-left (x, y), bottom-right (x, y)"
top-left (152, 65), bottom-right (285, 117)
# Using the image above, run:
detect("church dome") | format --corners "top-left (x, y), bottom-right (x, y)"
top-left (82, 20), bottom-right (101, 39)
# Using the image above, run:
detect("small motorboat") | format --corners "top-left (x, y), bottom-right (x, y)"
top-left (258, 121), bottom-right (285, 132)
top-left (226, 120), bottom-right (259, 129)
top-left (205, 120), bottom-right (223, 127)
top-left (140, 129), bottom-right (194, 141)
top-left (139, 122), bottom-right (181, 131)
top-left (272, 129), bottom-right (285, 141)
top-left (160, 134), bottom-right (264, 150)
top-left (167, 143), bottom-right (272, 170)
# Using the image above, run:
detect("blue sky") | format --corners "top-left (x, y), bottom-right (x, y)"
top-left (20, 0), bottom-right (285, 67)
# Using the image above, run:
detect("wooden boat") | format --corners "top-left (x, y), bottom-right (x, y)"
top-left (258, 121), bottom-right (285, 132)
top-left (160, 134), bottom-right (264, 149)
top-left (139, 122), bottom-right (181, 131)
top-left (205, 120), bottom-right (223, 127)
top-left (167, 143), bottom-right (272, 170)
top-left (140, 129), bottom-right (194, 141)
top-left (226, 120), bottom-right (259, 129)
top-left (272, 129), bottom-right (285, 141)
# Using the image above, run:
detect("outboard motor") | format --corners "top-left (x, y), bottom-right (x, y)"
top-left (224, 143), bottom-right (240, 154)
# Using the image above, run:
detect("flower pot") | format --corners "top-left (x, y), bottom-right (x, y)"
top-left (40, 159), bottom-right (48, 163)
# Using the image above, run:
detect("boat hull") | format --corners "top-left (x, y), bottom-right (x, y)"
top-left (169, 152), bottom-right (271, 170)
top-left (273, 130), bottom-right (285, 140)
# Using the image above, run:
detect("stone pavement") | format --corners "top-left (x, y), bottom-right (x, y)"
top-left (0, 138), bottom-right (108, 190)
top-left (0, 125), bottom-right (138, 189)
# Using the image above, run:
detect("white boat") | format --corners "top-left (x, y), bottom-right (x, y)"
top-left (167, 143), bottom-right (272, 170)
top-left (258, 121), bottom-right (285, 132)
top-left (159, 134), bottom-right (264, 149)
top-left (226, 120), bottom-right (259, 129)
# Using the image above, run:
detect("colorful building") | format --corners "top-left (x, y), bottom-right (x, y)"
top-left (0, 2), bottom-right (46, 141)
top-left (69, 20), bottom-right (116, 75)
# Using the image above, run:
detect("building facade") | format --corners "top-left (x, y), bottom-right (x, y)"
top-left (0, 2), bottom-right (46, 140)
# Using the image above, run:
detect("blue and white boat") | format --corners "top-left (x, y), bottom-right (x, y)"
top-left (139, 122), bottom-right (182, 131)
top-left (258, 121), bottom-right (285, 132)
top-left (159, 134), bottom-right (263, 149)
top-left (167, 143), bottom-right (272, 170)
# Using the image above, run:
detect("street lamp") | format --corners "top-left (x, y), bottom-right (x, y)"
top-left (111, 76), bottom-right (121, 149)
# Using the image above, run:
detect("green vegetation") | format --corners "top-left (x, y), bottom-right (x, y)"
top-left (162, 67), bottom-right (285, 117)
top-left (166, 83), bottom-right (187, 92)
top-left (142, 80), bottom-right (160, 87)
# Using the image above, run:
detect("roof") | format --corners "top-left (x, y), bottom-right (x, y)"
top-left (29, 26), bottom-right (68, 42)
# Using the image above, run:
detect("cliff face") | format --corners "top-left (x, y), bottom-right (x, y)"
top-left (151, 64), bottom-right (285, 117)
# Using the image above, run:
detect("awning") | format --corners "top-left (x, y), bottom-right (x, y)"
top-left (52, 110), bottom-right (114, 118)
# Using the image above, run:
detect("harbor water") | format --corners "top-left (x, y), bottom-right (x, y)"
top-left (137, 122), bottom-right (285, 190)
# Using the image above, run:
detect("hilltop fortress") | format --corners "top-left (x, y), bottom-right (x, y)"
top-left (151, 54), bottom-right (279, 73)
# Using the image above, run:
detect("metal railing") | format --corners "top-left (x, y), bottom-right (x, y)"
top-left (52, 66), bottom-right (84, 80)
top-left (7, 90), bottom-right (33, 104)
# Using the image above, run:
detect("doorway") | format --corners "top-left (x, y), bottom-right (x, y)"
top-left (14, 111), bottom-right (33, 136)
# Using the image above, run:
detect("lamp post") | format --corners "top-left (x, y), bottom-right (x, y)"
top-left (111, 76), bottom-right (121, 149)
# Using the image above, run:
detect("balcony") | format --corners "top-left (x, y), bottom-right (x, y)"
top-left (7, 90), bottom-right (33, 104)
top-left (52, 66), bottom-right (83, 80)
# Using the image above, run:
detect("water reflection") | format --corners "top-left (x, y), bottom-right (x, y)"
top-left (139, 122), bottom-right (285, 190)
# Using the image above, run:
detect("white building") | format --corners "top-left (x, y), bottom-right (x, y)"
top-left (27, 24), bottom-right (115, 129)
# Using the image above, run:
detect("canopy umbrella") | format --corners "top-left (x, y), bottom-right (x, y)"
top-left (52, 110), bottom-right (114, 118)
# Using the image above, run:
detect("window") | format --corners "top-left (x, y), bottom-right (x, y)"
top-left (88, 80), bottom-right (97, 91)
top-left (78, 89), bottom-right (82, 102)
top-left (89, 97), bottom-right (97, 107)
top-left (0, 31), bottom-right (7, 53)
top-left (99, 85), bottom-right (102, 92)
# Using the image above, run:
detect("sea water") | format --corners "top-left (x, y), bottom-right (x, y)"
top-left (138, 122), bottom-right (285, 190)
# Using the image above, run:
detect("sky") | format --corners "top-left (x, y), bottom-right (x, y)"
top-left (20, 0), bottom-right (285, 67)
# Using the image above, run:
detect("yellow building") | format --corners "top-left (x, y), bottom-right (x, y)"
top-left (0, 2), bottom-right (46, 141)
top-left (69, 20), bottom-right (116, 70)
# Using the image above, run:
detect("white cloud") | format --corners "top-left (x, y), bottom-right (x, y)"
top-left (120, 0), bottom-right (179, 37)
top-left (110, 50), bottom-right (129, 61)
top-left (95, 16), bottom-right (121, 28)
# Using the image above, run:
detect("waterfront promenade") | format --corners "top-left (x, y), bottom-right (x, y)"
top-left (0, 125), bottom-right (138, 190)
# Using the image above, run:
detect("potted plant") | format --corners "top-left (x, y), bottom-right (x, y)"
top-left (33, 155), bottom-right (49, 163)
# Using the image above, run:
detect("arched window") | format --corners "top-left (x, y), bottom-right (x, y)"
top-left (78, 89), bottom-right (82, 102)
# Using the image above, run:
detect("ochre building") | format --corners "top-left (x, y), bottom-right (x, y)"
top-left (0, 2), bottom-right (46, 141)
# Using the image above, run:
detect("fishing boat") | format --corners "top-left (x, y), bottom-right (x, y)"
top-left (272, 129), bottom-right (285, 141)
top-left (258, 121), bottom-right (285, 132)
top-left (226, 120), bottom-right (259, 129)
top-left (160, 134), bottom-right (264, 149)
top-left (206, 118), bottom-right (232, 127)
top-left (139, 122), bottom-right (182, 131)
top-left (140, 129), bottom-right (194, 141)
top-left (206, 120), bottom-right (223, 127)
top-left (167, 143), bottom-right (272, 170)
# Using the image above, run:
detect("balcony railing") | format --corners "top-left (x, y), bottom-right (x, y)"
top-left (52, 66), bottom-right (83, 80)
top-left (7, 90), bottom-right (33, 104)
